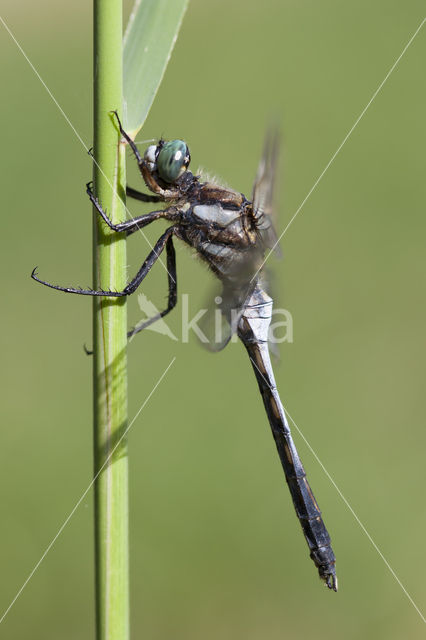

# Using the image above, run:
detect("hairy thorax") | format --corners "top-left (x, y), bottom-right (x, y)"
top-left (174, 182), bottom-right (261, 281)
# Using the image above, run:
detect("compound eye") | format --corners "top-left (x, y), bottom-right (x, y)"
top-left (157, 140), bottom-right (190, 183)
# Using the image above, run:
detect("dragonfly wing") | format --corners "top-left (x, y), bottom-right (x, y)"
top-left (198, 129), bottom-right (282, 351)
top-left (199, 278), bottom-right (257, 352)
top-left (252, 127), bottom-right (282, 257)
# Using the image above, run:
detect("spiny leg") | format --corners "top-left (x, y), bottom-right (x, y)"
top-left (111, 110), bottom-right (143, 164)
top-left (85, 236), bottom-right (176, 350)
top-left (111, 111), bottom-right (180, 201)
top-left (32, 226), bottom-right (177, 297)
top-left (121, 226), bottom-right (176, 294)
top-left (84, 236), bottom-right (176, 352)
top-left (31, 267), bottom-right (125, 297)
top-left (126, 185), bottom-right (161, 203)
top-left (128, 235), bottom-right (177, 339)
top-left (86, 182), bottom-right (172, 236)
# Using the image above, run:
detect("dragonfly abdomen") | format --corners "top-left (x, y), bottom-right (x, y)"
top-left (238, 288), bottom-right (337, 591)
top-left (258, 380), bottom-right (337, 589)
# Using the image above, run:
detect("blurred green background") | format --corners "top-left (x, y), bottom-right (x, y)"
top-left (1, 0), bottom-right (425, 638)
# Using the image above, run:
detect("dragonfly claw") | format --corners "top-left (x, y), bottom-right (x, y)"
top-left (324, 573), bottom-right (338, 592)
top-left (83, 343), bottom-right (93, 356)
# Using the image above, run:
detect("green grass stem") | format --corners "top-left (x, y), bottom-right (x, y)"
top-left (93, 1), bottom-right (129, 639)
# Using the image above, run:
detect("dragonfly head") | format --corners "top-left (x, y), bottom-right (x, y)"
top-left (144, 139), bottom-right (191, 184)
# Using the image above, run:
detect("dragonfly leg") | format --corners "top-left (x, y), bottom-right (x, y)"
top-left (127, 235), bottom-right (177, 339)
top-left (86, 182), bottom-right (168, 235)
top-left (111, 110), bottom-right (143, 163)
top-left (31, 226), bottom-right (177, 297)
top-left (126, 185), bottom-right (162, 204)
top-left (122, 226), bottom-right (176, 295)
top-left (111, 111), bottom-right (180, 201)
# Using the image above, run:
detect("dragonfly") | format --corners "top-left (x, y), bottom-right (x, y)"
top-left (32, 111), bottom-right (337, 591)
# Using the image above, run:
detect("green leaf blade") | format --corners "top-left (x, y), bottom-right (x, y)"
top-left (123, 0), bottom-right (189, 139)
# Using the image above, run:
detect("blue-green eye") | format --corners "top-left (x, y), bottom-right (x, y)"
top-left (157, 140), bottom-right (190, 183)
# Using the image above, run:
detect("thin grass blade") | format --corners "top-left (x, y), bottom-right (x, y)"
top-left (123, 0), bottom-right (189, 139)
